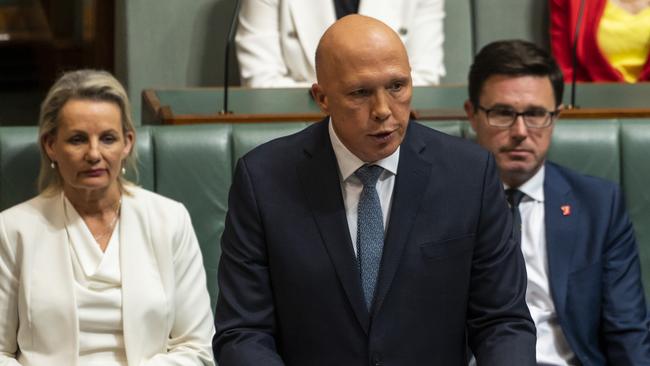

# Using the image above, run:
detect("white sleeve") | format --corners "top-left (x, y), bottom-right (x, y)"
top-left (236, 0), bottom-right (307, 87)
top-left (406, 0), bottom-right (446, 86)
top-left (142, 204), bottom-right (215, 366)
top-left (0, 214), bottom-right (23, 365)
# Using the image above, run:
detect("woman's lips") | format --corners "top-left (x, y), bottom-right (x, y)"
top-left (82, 169), bottom-right (106, 177)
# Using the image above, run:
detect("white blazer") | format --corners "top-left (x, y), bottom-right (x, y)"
top-left (0, 186), bottom-right (215, 366)
top-left (236, 0), bottom-right (446, 87)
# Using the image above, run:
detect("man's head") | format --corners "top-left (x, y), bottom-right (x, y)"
top-left (311, 14), bottom-right (412, 163)
top-left (465, 40), bottom-right (564, 187)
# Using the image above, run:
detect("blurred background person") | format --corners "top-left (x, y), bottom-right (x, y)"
top-left (0, 70), bottom-right (215, 366)
top-left (235, 0), bottom-right (446, 87)
top-left (466, 39), bottom-right (650, 365)
top-left (549, 0), bottom-right (650, 82)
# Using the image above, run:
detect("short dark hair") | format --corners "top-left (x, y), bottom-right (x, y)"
top-left (468, 40), bottom-right (564, 108)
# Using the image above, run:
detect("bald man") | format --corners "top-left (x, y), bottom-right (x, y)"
top-left (213, 15), bottom-right (536, 365)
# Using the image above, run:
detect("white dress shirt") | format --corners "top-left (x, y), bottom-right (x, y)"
top-left (64, 196), bottom-right (128, 366)
top-left (328, 119), bottom-right (399, 256)
top-left (507, 166), bottom-right (577, 366)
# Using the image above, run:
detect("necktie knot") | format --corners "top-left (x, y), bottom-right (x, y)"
top-left (355, 165), bottom-right (383, 187)
top-left (505, 189), bottom-right (525, 208)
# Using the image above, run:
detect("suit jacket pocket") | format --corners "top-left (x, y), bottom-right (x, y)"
top-left (420, 234), bottom-right (474, 261)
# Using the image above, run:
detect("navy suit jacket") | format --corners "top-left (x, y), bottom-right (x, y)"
top-left (544, 162), bottom-right (650, 365)
top-left (213, 120), bottom-right (536, 365)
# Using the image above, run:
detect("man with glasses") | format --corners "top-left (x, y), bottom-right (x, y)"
top-left (465, 39), bottom-right (650, 365)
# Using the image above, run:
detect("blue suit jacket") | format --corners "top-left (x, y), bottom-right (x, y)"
top-left (544, 162), bottom-right (650, 365)
top-left (213, 120), bottom-right (536, 365)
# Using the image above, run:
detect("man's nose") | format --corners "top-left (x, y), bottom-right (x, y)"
top-left (371, 91), bottom-right (391, 122)
top-left (509, 115), bottom-right (529, 139)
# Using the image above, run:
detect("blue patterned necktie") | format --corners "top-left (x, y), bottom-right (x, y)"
top-left (505, 189), bottom-right (526, 245)
top-left (355, 164), bottom-right (385, 310)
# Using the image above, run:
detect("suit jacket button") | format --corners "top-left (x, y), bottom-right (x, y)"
top-left (287, 30), bottom-right (297, 38)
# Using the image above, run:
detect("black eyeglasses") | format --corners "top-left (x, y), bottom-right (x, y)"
top-left (477, 105), bottom-right (559, 128)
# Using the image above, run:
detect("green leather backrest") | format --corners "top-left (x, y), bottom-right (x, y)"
top-left (547, 119), bottom-right (620, 183)
top-left (419, 121), bottom-right (465, 137)
top-left (0, 127), bottom-right (40, 209)
top-left (621, 120), bottom-right (650, 293)
top-left (231, 123), bottom-right (310, 166)
top-left (1, 119), bottom-right (649, 302)
top-left (152, 125), bottom-right (232, 308)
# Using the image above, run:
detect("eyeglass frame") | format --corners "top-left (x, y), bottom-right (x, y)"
top-left (476, 105), bottom-right (560, 129)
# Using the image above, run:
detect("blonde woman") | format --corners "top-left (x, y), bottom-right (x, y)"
top-left (0, 70), bottom-right (215, 365)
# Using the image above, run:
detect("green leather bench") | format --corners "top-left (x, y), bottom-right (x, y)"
top-left (1, 119), bottom-right (649, 305)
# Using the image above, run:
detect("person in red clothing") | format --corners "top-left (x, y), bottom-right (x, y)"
top-left (549, 0), bottom-right (650, 82)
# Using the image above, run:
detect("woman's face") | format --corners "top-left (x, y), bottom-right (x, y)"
top-left (44, 99), bottom-right (134, 196)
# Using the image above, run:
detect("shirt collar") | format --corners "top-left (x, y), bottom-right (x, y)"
top-left (328, 118), bottom-right (400, 181)
top-left (504, 164), bottom-right (545, 202)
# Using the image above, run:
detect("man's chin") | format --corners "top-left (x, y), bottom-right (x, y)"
top-left (500, 162), bottom-right (543, 186)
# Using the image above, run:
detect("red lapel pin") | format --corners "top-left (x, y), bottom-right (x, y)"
top-left (561, 205), bottom-right (571, 216)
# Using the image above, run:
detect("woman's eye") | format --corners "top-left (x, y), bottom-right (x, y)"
top-left (68, 135), bottom-right (85, 144)
top-left (101, 135), bottom-right (117, 144)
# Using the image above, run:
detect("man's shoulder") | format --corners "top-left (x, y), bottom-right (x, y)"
top-left (546, 161), bottom-right (619, 191)
top-left (545, 161), bottom-right (621, 203)
top-left (243, 121), bottom-right (324, 161)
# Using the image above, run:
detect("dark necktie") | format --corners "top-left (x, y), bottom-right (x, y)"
top-left (505, 189), bottom-right (525, 245)
top-left (355, 164), bottom-right (384, 310)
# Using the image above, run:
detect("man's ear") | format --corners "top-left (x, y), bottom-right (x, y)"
top-left (311, 83), bottom-right (330, 115)
top-left (464, 100), bottom-right (479, 132)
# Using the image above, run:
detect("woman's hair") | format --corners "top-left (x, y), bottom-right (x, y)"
top-left (37, 69), bottom-right (138, 194)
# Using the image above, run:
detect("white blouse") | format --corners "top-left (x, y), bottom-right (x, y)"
top-left (64, 196), bottom-right (128, 366)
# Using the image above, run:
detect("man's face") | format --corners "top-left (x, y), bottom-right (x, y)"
top-left (312, 33), bottom-right (412, 163)
top-left (466, 75), bottom-right (557, 187)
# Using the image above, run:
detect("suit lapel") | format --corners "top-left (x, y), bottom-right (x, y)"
top-left (289, 0), bottom-right (336, 71)
top-left (120, 191), bottom-right (167, 365)
top-left (297, 121), bottom-right (370, 333)
top-left (544, 163), bottom-right (577, 317)
top-left (372, 125), bottom-right (431, 317)
top-left (32, 194), bottom-right (78, 361)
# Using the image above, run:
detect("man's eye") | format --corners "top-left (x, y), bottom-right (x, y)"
top-left (523, 109), bottom-right (548, 118)
top-left (388, 83), bottom-right (403, 92)
top-left (350, 89), bottom-right (369, 97)
top-left (492, 109), bottom-right (515, 118)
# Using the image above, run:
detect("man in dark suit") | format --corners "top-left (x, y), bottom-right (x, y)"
top-left (465, 40), bottom-right (650, 365)
top-left (213, 15), bottom-right (536, 365)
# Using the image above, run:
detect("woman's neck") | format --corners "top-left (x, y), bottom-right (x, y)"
top-left (611, 0), bottom-right (650, 14)
top-left (63, 185), bottom-right (122, 217)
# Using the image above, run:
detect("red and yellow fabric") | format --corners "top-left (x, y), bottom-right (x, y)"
top-left (549, 0), bottom-right (650, 82)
